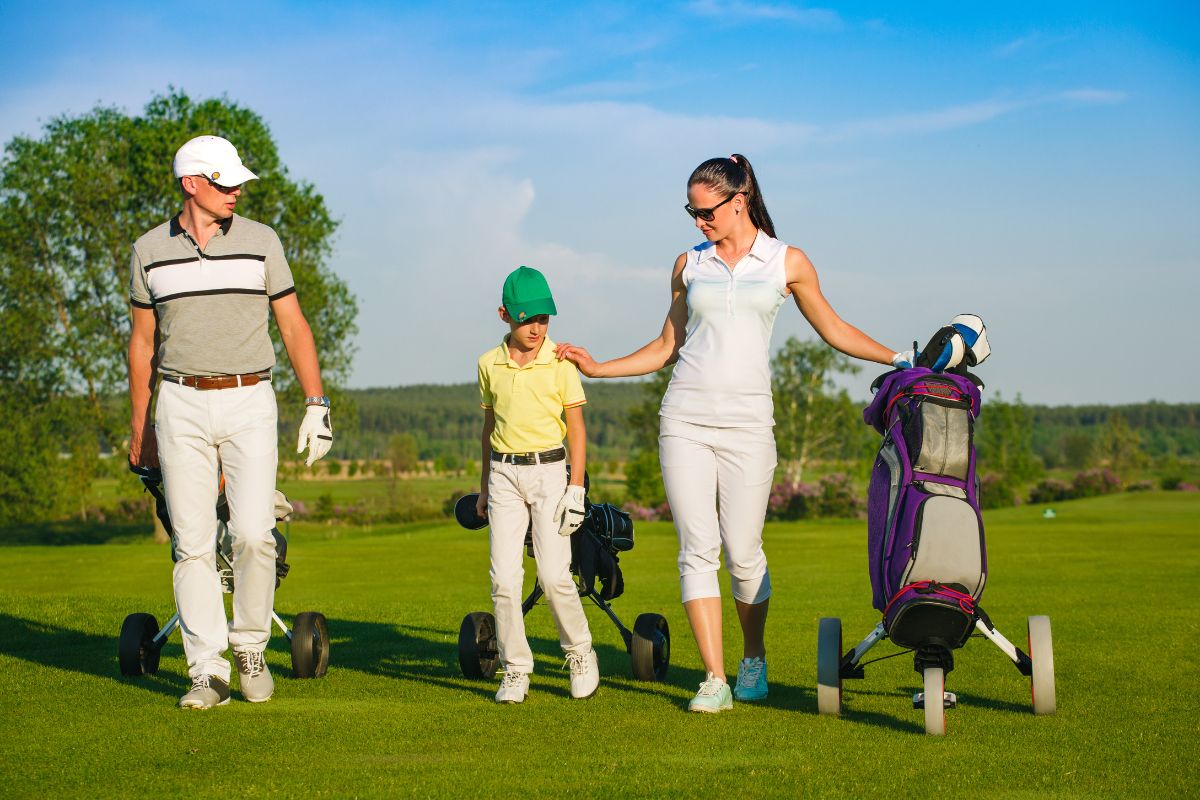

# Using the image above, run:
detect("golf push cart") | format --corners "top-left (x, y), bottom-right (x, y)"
top-left (452, 473), bottom-right (671, 683)
top-left (817, 316), bottom-right (1057, 735)
top-left (118, 464), bottom-right (330, 680)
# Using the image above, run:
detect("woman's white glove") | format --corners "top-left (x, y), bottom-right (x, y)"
top-left (297, 405), bottom-right (333, 467)
top-left (555, 485), bottom-right (587, 536)
top-left (891, 350), bottom-right (915, 369)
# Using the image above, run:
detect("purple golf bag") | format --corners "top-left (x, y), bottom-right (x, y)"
top-left (863, 368), bottom-right (985, 651)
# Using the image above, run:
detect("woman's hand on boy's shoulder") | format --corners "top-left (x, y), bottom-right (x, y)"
top-left (555, 342), bottom-right (601, 377)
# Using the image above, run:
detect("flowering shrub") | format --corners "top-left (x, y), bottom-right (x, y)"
top-left (1071, 469), bottom-right (1122, 498)
top-left (979, 473), bottom-right (1022, 509)
top-left (1125, 480), bottom-right (1155, 492)
top-left (1029, 479), bottom-right (1073, 505)
top-left (1178, 482), bottom-right (1198, 493)
top-left (767, 474), bottom-right (864, 520)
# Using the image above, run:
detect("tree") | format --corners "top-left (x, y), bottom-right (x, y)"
top-left (623, 368), bottom-right (672, 505)
top-left (0, 90), bottom-right (358, 523)
top-left (976, 394), bottom-right (1044, 484)
top-left (771, 337), bottom-right (862, 481)
top-left (388, 433), bottom-right (420, 475)
top-left (1098, 412), bottom-right (1146, 475)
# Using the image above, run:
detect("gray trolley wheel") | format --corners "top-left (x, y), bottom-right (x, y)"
top-left (458, 611), bottom-right (499, 679)
top-left (816, 617), bottom-right (843, 715)
top-left (291, 611), bottom-right (330, 678)
top-left (923, 667), bottom-right (946, 736)
top-left (118, 613), bottom-right (161, 676)
top-left (1028, 615), bottom-right (1057, 715)
top-left (630, 613), bottom-right (670, 682)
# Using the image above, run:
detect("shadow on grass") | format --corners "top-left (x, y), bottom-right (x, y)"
top-left (0, 521), bottom-right (154, 546)
top-left (0, 612), bottom-right (186, 699)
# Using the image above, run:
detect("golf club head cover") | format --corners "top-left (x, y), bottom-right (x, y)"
top-left (916, 326), bottom-right (965, 372)
top-left (950, 313), bottom-right (990, 366)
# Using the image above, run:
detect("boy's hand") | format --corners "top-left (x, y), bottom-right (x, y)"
top-left (475, 492), bottom-right (488, 519)
top-left (555, 485), bottom-right (586, 536)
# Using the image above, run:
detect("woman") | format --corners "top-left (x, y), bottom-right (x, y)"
top-left (557, 154), bottom-right (910, 713)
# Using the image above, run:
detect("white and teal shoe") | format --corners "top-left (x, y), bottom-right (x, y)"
top-left (734, 656), bottom-right (768, 702)
top-left (688, 672), bottom-right (733, 713)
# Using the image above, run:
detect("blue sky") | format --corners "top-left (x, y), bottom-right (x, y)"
top-left (2, 1), bottom-right (1198, 403)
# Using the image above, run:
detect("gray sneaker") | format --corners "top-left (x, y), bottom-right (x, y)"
top-left (178, 675), bottom-right (231, 709)
top-left (235, 650), bottom-right (274, 703)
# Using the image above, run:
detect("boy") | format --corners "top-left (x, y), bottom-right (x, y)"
top-left (476, 266), bottom-right (599, 704)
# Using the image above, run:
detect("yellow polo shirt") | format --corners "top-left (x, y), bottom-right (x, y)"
top-left (478, 335), bottom-right (586, 454)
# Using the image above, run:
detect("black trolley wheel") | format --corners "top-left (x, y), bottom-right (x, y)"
top-left (290, 611), bottom-right (330, 678)
top-left (630, 613), bottom-right (670, 682)
top-left (118, 613), bottom-right (161, 676)
top-left (458, 611), bottom-right (499, 679)
top-left (816, 617), bottom-right (843, 715)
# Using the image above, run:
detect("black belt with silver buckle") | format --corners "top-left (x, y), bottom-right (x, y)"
top-left (491, 448), bottom-right (566, 465)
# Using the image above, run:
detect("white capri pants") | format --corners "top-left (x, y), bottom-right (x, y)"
top-left (659, 416), bottom-right (776, 604)
top-left (155, 379), bottom-right (279, 682)
top-left (488, 460), bottom-right (592, 674)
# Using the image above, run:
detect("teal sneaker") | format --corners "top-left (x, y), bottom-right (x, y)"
top-left (688, 673), bottom-right (733, 713)
top-left (734, 656), bottom-right (768, 702)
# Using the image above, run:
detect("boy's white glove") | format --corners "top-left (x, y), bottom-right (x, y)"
top-left (297, 405), bottom-right (333, 467)
top-left (555, 485), bottom-right (587, 536)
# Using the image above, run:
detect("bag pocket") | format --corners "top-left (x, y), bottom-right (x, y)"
top-left (900, 494), bottom-right (984, 597)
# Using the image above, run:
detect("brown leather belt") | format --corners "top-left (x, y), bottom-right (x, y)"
top-left (491, 447), bottom-right (566, 465)
top-left (162, 372), bottom-right (271, 390)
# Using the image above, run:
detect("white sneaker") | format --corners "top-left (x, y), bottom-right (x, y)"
top-left (235, 650), bottom-right (274, 703)
top-left (495, 671), bottom-right (530, 704)
top-left (178, 674), bottom-right (231, 710)
top-left (565, 649), bottom-right (599, 699)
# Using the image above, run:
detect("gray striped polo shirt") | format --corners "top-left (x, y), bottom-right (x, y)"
top-left (129, 214), bottom-right (295, 377)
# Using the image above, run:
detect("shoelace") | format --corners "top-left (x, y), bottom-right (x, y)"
top-left (737, 658), bottom-right (764, 687)
top-left (563, 652), bottom-right (589, 675)
top-left (500, 671), bottom-right (525, 688)
top-left (696, 675), bottom-right (726, 696)
top-left (238, 651), bottom-right (265, 679)
top-left (190, 675), bottom-right (212, 692)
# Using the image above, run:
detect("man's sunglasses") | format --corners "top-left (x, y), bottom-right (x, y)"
top-left (205, 176), bottom-right (242, 194)
top-left (684, 191), bottom-right (741, 222)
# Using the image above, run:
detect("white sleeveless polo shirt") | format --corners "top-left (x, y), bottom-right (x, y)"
top-left (660, 230), bottom-right (789, 428)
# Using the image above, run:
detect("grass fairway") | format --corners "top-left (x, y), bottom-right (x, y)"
top-left (1, 492), bottom-right (1197, 798)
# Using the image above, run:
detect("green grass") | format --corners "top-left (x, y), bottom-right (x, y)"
top-left (1, 492), bottom-right (1197, 798)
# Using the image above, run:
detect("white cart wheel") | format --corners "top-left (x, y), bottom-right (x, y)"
top-left (1028, 615), bottom-right (1056, 715)
top-left (816, 617), bottom-right (843, 715)
top-left (923, 667), bottom-right (946, 736)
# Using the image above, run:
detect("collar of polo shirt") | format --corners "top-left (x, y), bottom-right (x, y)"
top-left (696, 228), bottom-right (773, 263)
top-left (495, 335), bottom-right (558, 368)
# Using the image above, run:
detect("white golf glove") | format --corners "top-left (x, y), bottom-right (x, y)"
top-left (555, 485), bottom-right (587, 536)
top-left (891, 350), bottom-right (916, 369)
top-left (297, 405), bottom-right (333, 467)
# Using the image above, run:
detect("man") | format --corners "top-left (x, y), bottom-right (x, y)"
top-left (128, 135), bottom-right (332, 709)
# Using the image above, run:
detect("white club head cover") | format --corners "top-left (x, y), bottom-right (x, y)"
top-left (950, 314), bottom-right (990, 365)
top-left (555, 484), bottom-right (587, 536)
top-left (297, 405), bottom-right (333, 467)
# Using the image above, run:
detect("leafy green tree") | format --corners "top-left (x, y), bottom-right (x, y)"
top-left (771, 337), bottom-right (862, 481)
top-left (0, 90), bottom-right (357, 523)
top-left (1098, 412), bottom-right (1146, 475)
top-left (977, 394), bottom-right (1044, 485)
top-left (623, 368), bottom-right (672, 505)
top-left (388, 433), bottom-right (420, 475)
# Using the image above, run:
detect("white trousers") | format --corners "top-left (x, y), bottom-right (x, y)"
top-left (659, 416), bottom-right (777, 604)
top-left (155, 380), bottom-right (279, 682)
top-left (488, 460), bottom-right (592, 673)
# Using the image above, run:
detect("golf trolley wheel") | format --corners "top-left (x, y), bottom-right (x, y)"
top-left (118, 613), bottom-right (161, 676)
top-left (816, 617), bottom-right (843, 715)
top-left (630, 613), bottom-right (670, 682)
top-left (290, 611), bottom-right (330, 679)
top-left (923, 667), bottom-right (946, 736)
top-left (458, 611), bottom-right (499, 679)
top-left (1028, 615), bottom-right (1057, 715)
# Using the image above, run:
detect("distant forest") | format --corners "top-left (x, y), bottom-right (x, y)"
top-left (336, 382), bottom-right (1200, 466)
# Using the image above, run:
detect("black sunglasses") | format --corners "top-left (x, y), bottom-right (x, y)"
top-left (205, 176), bottom-right (242, 194)
top-left (685, 191), bottom-right (741, 222)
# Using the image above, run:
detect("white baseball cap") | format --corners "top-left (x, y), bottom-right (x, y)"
top-left (172, 135), bottom-right (258, 187)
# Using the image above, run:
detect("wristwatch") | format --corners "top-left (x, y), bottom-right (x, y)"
top-left (305, 395), bottom-right (331, 408)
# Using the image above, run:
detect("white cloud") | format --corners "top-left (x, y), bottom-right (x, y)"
top-left (1058, 88), bottom-right (1128, 105)
top-left (684, 0), bottom-right (843, 29)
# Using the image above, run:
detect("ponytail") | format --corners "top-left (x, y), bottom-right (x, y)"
top-left (687, 153), bottom-right (776, 238)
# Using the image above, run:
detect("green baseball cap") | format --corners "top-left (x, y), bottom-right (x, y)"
top-left (501, 266), bottom-right (557, 322)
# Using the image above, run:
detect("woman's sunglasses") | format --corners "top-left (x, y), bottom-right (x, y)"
top-left (684, 191), bottom-right (741, 222)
